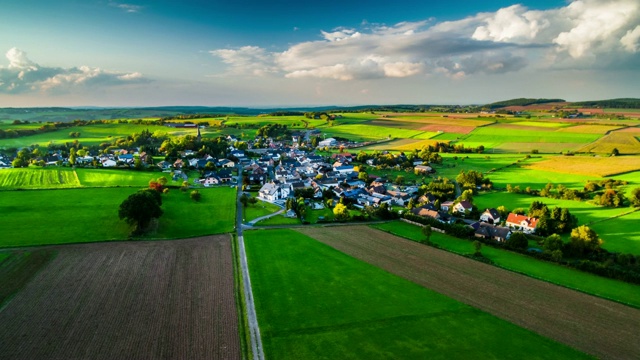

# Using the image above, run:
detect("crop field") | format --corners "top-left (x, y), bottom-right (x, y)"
top-left (458, 126), bottom-right (602, 146)
top-left (75, 168), bottom-right (162, 187)
top-left (556, 124), bottom-right (624, 134)
top-left (578, 132), bottom-right (640, 154)
top-left (0, 236), bottom-right (240, 359)
top-left (434, 153), bottom-right (535, 179)
top-left (524, 155), bottom-right (640, 176)
top-left (382, 113), bottom-right (495, 127)
top-left (244, 229), bottom-right (590, 359)
top-left (490, 123), bottom-right (559, 132)
top-left (320, 124), bottom-right (437, 141)
top-left (0, 187), bottom-right (236, 247)
top-left (430, 132), bottom-right (466, 140)
top-left (372, 221), bottom-right (640, 308)
top-left (487, 162), bottom-right (600, 189)
top-left (616, 126), bottom-right (640, 133)
top-left (361, 138), bottom-right (441, 151)
top-left (510, 121), bottom-right (570, 128)
top-left (0, 168), bottom-right (80, 188)
top-left (590, 210), bottom-right (640, 254)
top-left (366, 119), bottom-right (425, 130)
top-left (297, 226), bottom-right (640, 360)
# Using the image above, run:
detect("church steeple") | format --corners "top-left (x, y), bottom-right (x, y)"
top-left (196, 127), bottom-right (202, 141)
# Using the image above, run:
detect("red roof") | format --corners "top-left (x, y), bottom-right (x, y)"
top-left (506, 213), bottom-right (538, 228)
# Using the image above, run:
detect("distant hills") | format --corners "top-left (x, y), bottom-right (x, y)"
top-left (0, 98), bottom-right (638, 122)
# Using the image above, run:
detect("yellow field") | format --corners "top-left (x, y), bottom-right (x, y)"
top-left (525, 156), bottom-right (640, 177)
top-left (557, 125), bottom-right (623, 134)
top-left (578, 132), bottom-right (640, 154)
top-left (362, 138), bottom-right (443, 151)
top-left (379, 114), bottom-right (494, 128)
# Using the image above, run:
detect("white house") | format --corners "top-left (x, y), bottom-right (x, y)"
top-left (258, 182), bottom-right (292, 202)
top-left (479, 208), bottom-right (501, 224)
top-left (453, 200), bottom-right (473, 214)
top-left (506, 213), bottom-right (539, 234)
top-left (318, 138), bottom-right (337, 147)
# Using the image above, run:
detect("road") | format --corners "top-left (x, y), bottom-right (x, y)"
top-left (235, 167), bottom-right (265, 360)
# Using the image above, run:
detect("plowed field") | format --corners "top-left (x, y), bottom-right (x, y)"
top-left (297, 226), bottom-right (640, 360)
top-left (0, 236), bottom-right (241, 360)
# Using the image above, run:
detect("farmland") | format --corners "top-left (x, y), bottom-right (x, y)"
top-left (244, 228), bottom-right (591, 359)
top-left (0, 236), bottom-right (241, 360)
top-left (0, 168), bottom-right (80, 188)
top-left (0, 187), bottom-right (236, 247)
top-left (296, 226), bottom-right (640, 360)
top-left (372, 221), bottom-right (640, 308)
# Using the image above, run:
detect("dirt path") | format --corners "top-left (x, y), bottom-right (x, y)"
top-left (297, 226), bottom-right (640, 360)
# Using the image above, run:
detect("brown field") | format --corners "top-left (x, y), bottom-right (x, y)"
top-left (367, 119), bottom-right (425, 130)
top-left (0, 236), bottom-right (241, 360)
top-left (296, 226), bottom-right (640, 360)
top-left (578, 132), bottom-right (640, 154)
top-left (616, 126), bottom-right (640, 133)
top-left (380, 114), bottom-right (494, 127)
top-left (525, 155), bottom-right (640, 176)
top-left (362, 138), bottom-right (443, 151)
top-left (556, 124), bottom-right (623, 134)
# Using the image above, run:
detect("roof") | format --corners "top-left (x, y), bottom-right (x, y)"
top-left (457, 200), bottom-right (473, 209)
top-left (483, 208), bottom-right (500, 219)
top-left (475, 223), bottom-right (511, 239)
top-left (506, 213), bottom-right (539, 228)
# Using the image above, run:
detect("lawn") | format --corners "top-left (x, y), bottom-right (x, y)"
top-left (244, 229), bottom-right (591, 359)
top-left (0, 187), bottom-right (236, 247)
top-left (0, 168), bottom-right (80, 189)
top-left (244, 200), bottom-right (281, 222)
top-left (255, 214), bottom-right (299, 226)
top-left (372, 221), bottom-right (640, 308)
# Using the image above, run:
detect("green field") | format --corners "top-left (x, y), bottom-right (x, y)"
top-left (0, 168), bottom-right (80, 188)
top-left (244, 200), bottom-right (281, 222)
top-left (320, 124), bottom-right (436, 141)
top-left (0, 187), bottom-right (236, 247)
top-left (255, 213), bottom-right (299, 226)
top-left (0, 123), bottom-right (169, 148)
top-left (372, 221), bottom-right (640, 308)
top-left (244, 229), bottom-right (591, 359)
top-left (475, 191), bottom-right (640, 254)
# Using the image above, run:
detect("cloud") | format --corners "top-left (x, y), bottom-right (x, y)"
top-left (110, 2), bottom-right (142, 13)
top-left (210, 0), bottom-right (640, 81)
top-left (0, 48), bottom-right (149, 94)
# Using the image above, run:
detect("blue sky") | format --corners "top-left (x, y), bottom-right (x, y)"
top-left (0, 0), bottom-right (638, 107)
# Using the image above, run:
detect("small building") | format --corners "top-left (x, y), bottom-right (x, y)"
top-left (414, 164), bottom-right (433, 173)
top-left (441, 201), bottom-right (454, 212)
top-left (318, 138), bottom-right (337, 147)
top-left (473, 222), bottom-right (511, 242)
top-left (453, 200), bottom-right (473, 214)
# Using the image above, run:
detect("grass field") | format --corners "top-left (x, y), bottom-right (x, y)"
top-left (0, 123), bottom-right (169, 148)
top-left (0, 187), bottom-right (236, 247)
top-left (556, 125), bottom-right (623, 134)
top-left (244, 200), bottom-right (281, 222)
top-left (244, 229), bottom-right (590, 359)
top-left (320, 124), bottom-right (437, 141)
top-left (372, 221), bottom-right (640, 308)
top-left (475, 191), bottom-right (640, 254)
top-left (0, 168), bottom-right (80, 188)
top-left (255, 213), bottom-right (299, 226)
top-left (458, 127), bottom-right (602, 152)
top-left (524, 155), bottom-right (640, 176)
top-left (75, 168), bottom-right (159, 187)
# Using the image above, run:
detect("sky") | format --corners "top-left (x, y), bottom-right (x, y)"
top-left (0, 0), bottom-right (638, 107)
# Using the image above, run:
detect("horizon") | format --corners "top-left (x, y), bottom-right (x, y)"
top-left (1, 0), bottom-right (639, 107)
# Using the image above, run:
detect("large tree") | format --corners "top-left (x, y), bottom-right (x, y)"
top-left (118, 190), bottom-right (163, 234)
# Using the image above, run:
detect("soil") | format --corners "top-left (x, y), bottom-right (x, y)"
top-left (0, 236), bottom-right (241, 360)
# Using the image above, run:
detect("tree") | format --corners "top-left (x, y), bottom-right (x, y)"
top-left (240, 193), bottom-right (249, 207)
top-left (569, 225), bottom-right (601, 255)
top-left (611, 148), bottom-right (620, 156)
top-left (473, 240), bottom-right (482, 256)
top-left (118, 190), bottom-right (163, 234)
top-left (506, 232), bottom-right (528, 250)
top-left (543, 234), bottom-right (564, 252)
top-left (395, 175), bottom-right (405, 185)
top-left (68, 148), bottom-right (76, 166)
top-left (190, 190), bottom-right (201, 201)
top-left (421, 225), bottom-right (432, 243)
top-left (631, 187), bottom-right (640, 207)
top-left (333, 203), bottom-right (350, 221)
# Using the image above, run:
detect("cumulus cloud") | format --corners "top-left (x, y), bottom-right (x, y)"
top-left (210, 0), bottom-right (640, 81)
top-left (0, 48), bottom-right (148, 94)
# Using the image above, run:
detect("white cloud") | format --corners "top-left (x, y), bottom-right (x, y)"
top-left (110, 2), bottom-right (142, 13)
top-left (621, 25), bottom-right (640, 52)
top-left (210, 0), bottom-right (640, 81)
top-left (0, 48), bottom-right (148, 94)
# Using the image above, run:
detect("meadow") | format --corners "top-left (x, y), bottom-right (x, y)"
top-left (474, 191), bottom-right (640, 254)
top-left (0, 187), bottom-right (236, 247)
top-left (0, 168), bottom-right (80, 188)
top-left (372, 221), bottom-right (640, 308)
top-left (244, 229), bottom-right (590, 359)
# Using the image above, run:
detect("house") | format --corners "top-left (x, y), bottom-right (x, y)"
top-left (101, 159), bottom-right (117, 167)
top-left (411, 207), bottom-right (453, 224)
top-left (506, 213), bottom-right (539, 234)
top-left (157, 161), bottom-right (171, 170)
top-left (173, 159), bottom-right (184, 169)
top-left (473, 222), bottom-right (511, 242)
top-left (118, 154), bottom-right (134, 163)
top-left (414, 164), bottom-right (433, 173)
top-left (218, 159), bottom-right (235, 168)
top-left (258, 182), bottom-right (292, 202)
top-left (441, 201), bottom-right (454, 212)
top-left (453, 200), bottom-right (473, 214)
top-left (318, 138), bottom-right (337, 147)
top-left (479, 208), bottom-right (501, 224)
top-left (333, 165), bottom-right (354, 174)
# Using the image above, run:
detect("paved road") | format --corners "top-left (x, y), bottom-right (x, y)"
top-left (235, 168), bottom-right (265, 360)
